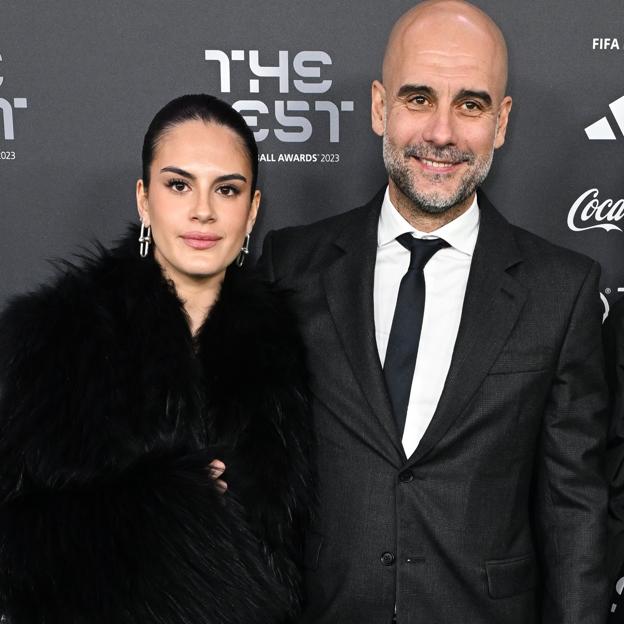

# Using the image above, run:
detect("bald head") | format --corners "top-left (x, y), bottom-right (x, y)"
top-left (371, 0), bottom-right (513, 229)
top-left (383, 0), bottom-right (508, 101)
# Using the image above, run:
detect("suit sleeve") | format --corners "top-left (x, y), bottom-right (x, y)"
top-left (535, 261), bottom-right (609, 623)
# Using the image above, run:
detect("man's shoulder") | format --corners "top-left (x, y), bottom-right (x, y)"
top-left (261, 196), bottom-right (379, 275)
top-left (480, 191), bottom-right (598, 281)
top-left (490, 218), bottom-right (601, 312)
top-left (509, 220), bottom-right (598, 278)
top-left (269, 202), bottom-right (372, 247)
top-left (258, 195), bottom-right (381, 281)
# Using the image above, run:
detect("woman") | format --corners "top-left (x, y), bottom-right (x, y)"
top-left (0, 94), bottom-right (312, 623)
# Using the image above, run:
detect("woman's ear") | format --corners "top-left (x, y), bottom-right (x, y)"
top-left (136, 179), bottom-right (150, 225)
top-left (247, 189), bottom-right (261, 232)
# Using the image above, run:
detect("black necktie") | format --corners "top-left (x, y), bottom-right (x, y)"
top-left (383, 234), bottom-right (449, 437)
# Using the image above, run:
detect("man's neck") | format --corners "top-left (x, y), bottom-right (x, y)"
top-left (389, 184), bottom-right (475, 233)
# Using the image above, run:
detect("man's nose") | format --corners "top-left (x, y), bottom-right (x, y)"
top-left (421, 106), bottom-right (456, 147)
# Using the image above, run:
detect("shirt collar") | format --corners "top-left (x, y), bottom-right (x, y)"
top-left (377, 186), bottom-right (480, 256)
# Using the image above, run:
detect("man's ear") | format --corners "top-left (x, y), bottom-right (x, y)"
top-left (494, 96), bottom-right (513, 149)
top-left (371, 80), bottom-right (386, 137)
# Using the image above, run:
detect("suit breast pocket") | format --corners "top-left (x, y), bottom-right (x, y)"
top-left (485, 554), bottom-right (538, 598)
top-left (487, 345), bottom-right (552, 375)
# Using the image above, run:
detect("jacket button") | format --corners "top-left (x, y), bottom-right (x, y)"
top-left (381, 552), bottom-right (395, 566)
top-left (399, 470), bottom-right (414, 483)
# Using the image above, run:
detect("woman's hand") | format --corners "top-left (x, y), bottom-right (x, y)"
top-left (208, 459), bottom-right (227, 493)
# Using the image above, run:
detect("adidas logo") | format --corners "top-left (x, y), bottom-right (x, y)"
top-left (585, 94), bottom-right (624, 140)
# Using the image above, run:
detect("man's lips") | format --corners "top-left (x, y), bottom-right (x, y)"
top-left (415, 157), bottom-right (462, 173)
top-left (181, 232), bottom-right (222, 250)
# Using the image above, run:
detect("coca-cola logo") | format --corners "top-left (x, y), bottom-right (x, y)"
top-left (567, 188), bottom-right (624, 233)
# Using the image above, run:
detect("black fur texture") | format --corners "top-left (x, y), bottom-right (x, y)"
top-left (0, 228), bottom-right (313, 624)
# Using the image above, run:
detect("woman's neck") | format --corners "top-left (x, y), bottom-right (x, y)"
top-left (153, 249), bottom-right (227, 335)
top-left (168, 270), bottom-right (224, 335)
top-left (181, 283), bottom-right (221, 335)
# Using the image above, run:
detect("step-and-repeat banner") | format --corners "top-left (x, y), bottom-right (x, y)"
top-left (1, 0), bottom-right (623, 318)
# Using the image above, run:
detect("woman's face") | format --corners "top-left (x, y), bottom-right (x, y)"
top-left (136, 120), bottom-right (260, 289)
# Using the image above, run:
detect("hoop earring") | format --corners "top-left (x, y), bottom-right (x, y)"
top-left (236, 233), bottom-right (251, 268)
top-left (139, 223), bottom-right (151, 258)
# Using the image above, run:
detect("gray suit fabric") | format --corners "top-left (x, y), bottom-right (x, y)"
top-left (259, 189), bottom-right (609, 624)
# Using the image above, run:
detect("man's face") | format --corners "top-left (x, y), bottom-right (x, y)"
top-left (372, 12), bottom-right (512, 216)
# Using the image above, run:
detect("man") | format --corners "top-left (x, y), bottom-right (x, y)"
top-left (259, 1), bottom-right (609, 622)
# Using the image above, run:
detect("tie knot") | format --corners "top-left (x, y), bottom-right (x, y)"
top-left (396, 233), bottom-right (449, 270)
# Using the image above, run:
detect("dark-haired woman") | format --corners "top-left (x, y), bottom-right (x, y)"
top-left (0, 94), bottom-right (312, 624)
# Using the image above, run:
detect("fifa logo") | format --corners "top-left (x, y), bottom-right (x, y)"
top-left (205, 50), bottom-right (354, 143)
top-left (0, 53), bottom-right (28, 141)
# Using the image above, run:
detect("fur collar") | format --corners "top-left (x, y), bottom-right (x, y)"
top-left (0, 226), bottom-right (312, 622)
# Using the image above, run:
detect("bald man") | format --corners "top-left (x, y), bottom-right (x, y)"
top-left (259, 2), bottom-right (609, 622)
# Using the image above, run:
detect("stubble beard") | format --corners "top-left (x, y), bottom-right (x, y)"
top-left (382, 134), bottom-right (494, 217)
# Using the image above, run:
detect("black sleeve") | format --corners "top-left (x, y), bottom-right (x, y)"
top-left (0, 293), bottom-right (291, 624)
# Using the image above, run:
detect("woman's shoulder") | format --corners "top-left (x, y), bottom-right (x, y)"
top-left (0, 227), bottom-right (149, 367)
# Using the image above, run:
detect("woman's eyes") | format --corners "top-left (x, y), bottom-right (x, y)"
top-left (216, 185), bottom-right (241, 197)
top-left (164, 179), bottom-right (241, 196)
top-left (166, 178), bottom-right (189, 192)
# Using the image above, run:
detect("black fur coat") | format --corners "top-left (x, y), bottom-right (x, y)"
top-left (0, 230), bottom-right (312, 624)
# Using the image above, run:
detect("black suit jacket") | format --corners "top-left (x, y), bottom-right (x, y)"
top-left (259, 190), bottom-right (609, 624)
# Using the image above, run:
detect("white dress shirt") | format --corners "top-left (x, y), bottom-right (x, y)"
top-left (374, 188), bottom-right (480, 457)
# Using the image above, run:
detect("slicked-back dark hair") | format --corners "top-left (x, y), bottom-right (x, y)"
top-left (141, 94), bottom-right (258, 192)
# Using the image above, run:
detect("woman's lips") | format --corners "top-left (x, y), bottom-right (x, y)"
top-left (181, 232), bottom-right (222, 250)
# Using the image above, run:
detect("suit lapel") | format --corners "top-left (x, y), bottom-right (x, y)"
top-left (321, 190), bottom-right (404, 462)
top-left (408, 191), bottom-right (528, 465)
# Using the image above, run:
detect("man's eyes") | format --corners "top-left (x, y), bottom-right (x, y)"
top-left (405, 96), bottom-right (485, 111)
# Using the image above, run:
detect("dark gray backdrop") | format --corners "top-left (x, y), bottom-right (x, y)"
top-left (1, 0), bottom-right (623, 317)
